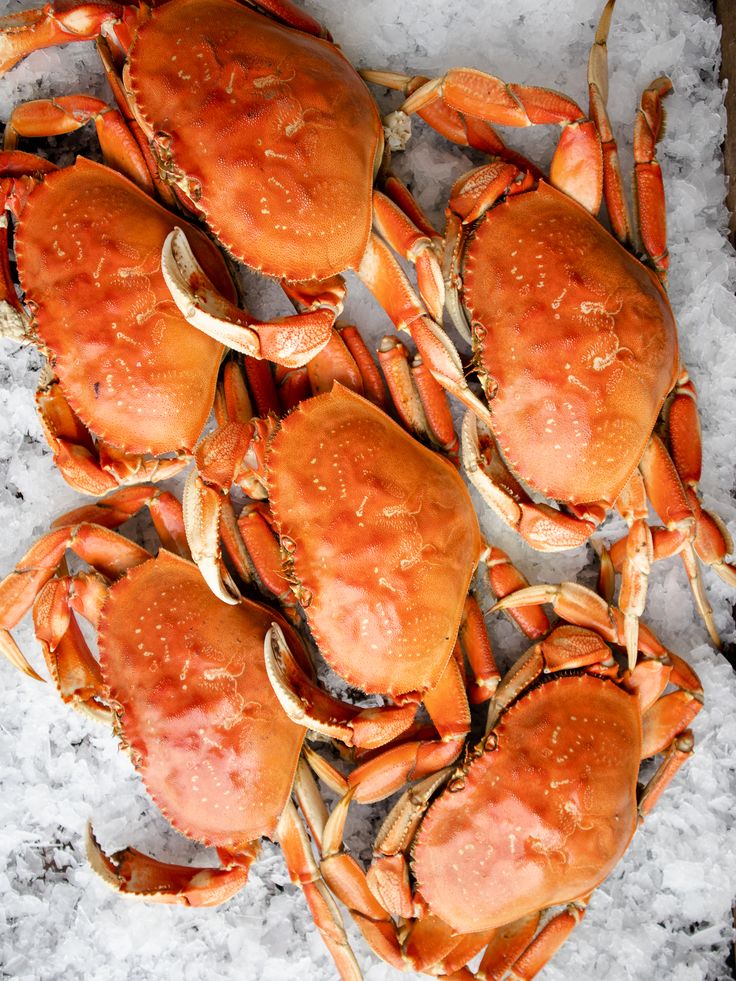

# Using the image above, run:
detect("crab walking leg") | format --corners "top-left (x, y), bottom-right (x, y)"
top-left (31, 575), bottom-right (113, 722)
top-left (492, 900), bottom-right (590, 981)
top-left (372, 189), bottom-right (445, 322)
top-left (86, 825), bottom-right (257, 907)
top-left (462, 413), bottom-right (600, 550)
top-left (356, 232), bottom-right (494, 429)
top-left (0, 523), bottom-right (148, 678)
top-left (613, 469), bottom-right (654, 668)
top-left (0, 485), bottom-right (189, 678)
top-left (0, 151), bottom-right (53, 340)
top-left (638, 433), bottom-right (719, 646)
top-left (634, 76), bottom-right (673, 279)
top-left (665, 375), bottom-right (736, 588)
top-left (321, 780), bottom-right (495, 975)
top-left (36, 378), bottom-right (191, 496)
top-left (398, 68), bottom-right (602, 215)
top-left (4, 95), bottom-right (155, 193)
top-left (162, 228), bottom-right (335, 368)
top-left (492, 580), bottom-right (692, 672)
top-left (0, 2), bottom-right (124, 74)
top-left (276, 800), bottom-right (362, 981)
top-left (586, 0), bottom-right (633, 246)
top-left (364, 72), bottom-right (544, 179)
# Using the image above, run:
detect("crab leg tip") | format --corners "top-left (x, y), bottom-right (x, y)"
top-left (624, 615), bottom-right (639, 672)
top-left (491, 583), bottom-right (559, 612)
top-left (0, 629), bottom-right (45, 681)
top-left (199, 558), bottom-right (240, 605)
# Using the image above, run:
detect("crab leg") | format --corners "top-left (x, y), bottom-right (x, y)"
top-left (587, 0), bottom-right (633, 246)
top-left (364, 72), bottom-right (544, 178)
top-left (0, 485), bottom-right (188, 679)
top-left (265, 622), bottom-right (417, 752)
top-left (36, 378), bottom-right (191, 497)
top-left (4, 94), bottom-right (154, 193)
top-left (398, 69), bottom-right (602, 214)
top-left (356, 231), bottom-right (494, 430)
top-left (492, 581), bottom-right (672, 671)
top-left (86, 825), bottom-right (256, 907)
top-left (32, 575), bottom-right (112, 722)
top-left (613, 469), bottom-right (654, 668)
top-left (634, 76), bottom-right (673, 279)
top-left (276, 800), bottom-right (362, 981)
top-left (372, 189), bottom-right (445, 322)
top-left (0, 2), bottom-right (128, 74)
top-left (162, 228), bottom-right (335, 368)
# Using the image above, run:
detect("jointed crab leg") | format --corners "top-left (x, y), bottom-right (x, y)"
top-left (397, 68), bottom-right (603, 215)
top-left (3, 94), bottom-right (155, 193)
top-left (0, 486), bottom-right (186, 684)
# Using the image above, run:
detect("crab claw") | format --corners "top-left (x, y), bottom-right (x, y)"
top-left (162, 228), bottom-right (334, 368)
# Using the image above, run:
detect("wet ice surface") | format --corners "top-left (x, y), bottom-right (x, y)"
top-left (1, 0), bottom-right (735, 978)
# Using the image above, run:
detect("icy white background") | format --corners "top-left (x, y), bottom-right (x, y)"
top-left (1, 0), bottom-right (736, 979)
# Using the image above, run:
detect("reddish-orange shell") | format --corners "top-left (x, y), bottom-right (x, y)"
top-left (129, 0), bottom-right (382, 280)
top-left (266, 385), bottom-right (481, 698)
top-left (15, 157), bottom-right (235, 456)
top-left (98, 550), bottom-right (308, 847)
top-left (412, 675), bottom-right (641, 932)
top-left (464, 181), bottom-right (679, 504)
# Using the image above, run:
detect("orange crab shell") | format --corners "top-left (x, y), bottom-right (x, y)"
top-left (464, 181), bottom-right (679, 504)
top-left (98, 550), bottom-right (309, 847)
top-left (15, 156), bottom-right (236, 456)
top-left (266, 384), bottom-right (482, 699)
top-left (128, 0), bottom-right (382, 281)
top-left (412, 673), bottom-right (640, 932)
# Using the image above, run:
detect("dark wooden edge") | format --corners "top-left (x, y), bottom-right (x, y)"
top-left (715, 0), bottom-right (736, 241)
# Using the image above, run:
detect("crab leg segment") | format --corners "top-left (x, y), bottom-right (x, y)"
top-left (462, 413), bottom-right (599, 551)
top-left (634, 76), bottom-right (673, 277)
top-left (372, 189), bottom-right (444, 322)
top-left (32, 576), bottom-right (112, 722)
top-left (357, 232), bottom-right (494, 430)
top-left (587, 0), bottom-right (633, 246)
top-left (399, 70), bottom-right (602, 214)
top-left (276, 800), bottom-right (362, 981)
top-left (162, 228), bottom-right (335, 368)
top-left (613, 469), bottom-right (654, 668)
top-left (265, 623), bottom-right (417, 752)
top-left (86, 825), bottom-right (256, 907)
top-left (0, 2), bottom-right (126, 74)
top-left (492, 581), bottom-right (668, 671)
top-left (4, 94), bottom-right (154, 193)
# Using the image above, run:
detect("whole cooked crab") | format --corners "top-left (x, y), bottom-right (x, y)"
top-left (365, 0), bottom-right (736, 662)
top-left (186, 357), bottom-right (548, 803)
top-left (0, 0), bottom-right (491, 423)
top-left (0, 485), bottom-right (363, 980)
top-left (320, 582), bottom-right (703, 978)
top-left (0, 119), bottom-right (237, 494)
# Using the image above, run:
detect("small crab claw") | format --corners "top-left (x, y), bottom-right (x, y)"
top-left (162, 228), bottom-right (334, 368)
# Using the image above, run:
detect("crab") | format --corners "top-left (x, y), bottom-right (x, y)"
top-left (319, 581), bottom-right (703, 978)
top-left (185, 361), bottom-right (550, 805)
top-left (0, 484), bottom-right (365, 980)
top-left (0, 0), bottom-right (493, 422)
top-left (362, 0), bottom-right (736, 663)
top-left (0, 114), bottom-right (238, 495)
